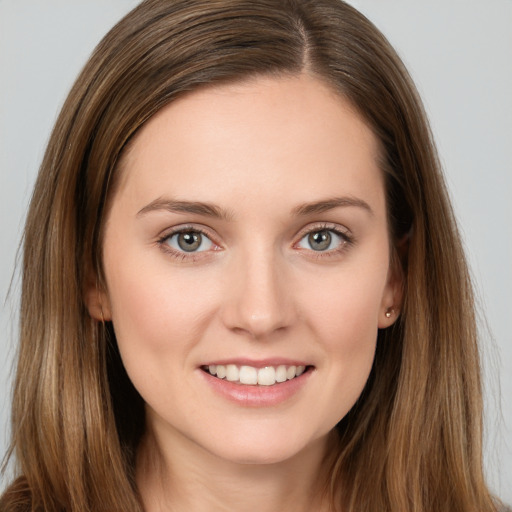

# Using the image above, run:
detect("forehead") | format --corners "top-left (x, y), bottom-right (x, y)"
top-left (113, 73), bottom-right (384, 216)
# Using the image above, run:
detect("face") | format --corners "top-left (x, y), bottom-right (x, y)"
top-left (88, 74), bottom-right (401, 466)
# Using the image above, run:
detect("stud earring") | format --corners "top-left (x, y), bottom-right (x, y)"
top-left (385, 307), bottom-right (394, 318)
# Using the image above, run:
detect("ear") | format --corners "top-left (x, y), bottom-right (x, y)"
top-left (378, 250), bottom-right (404, 329)
top-left (84, 278), bottom-right (112, 322)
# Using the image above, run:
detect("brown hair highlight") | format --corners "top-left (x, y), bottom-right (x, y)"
top-left (1, 1), bottom-right (499, 511)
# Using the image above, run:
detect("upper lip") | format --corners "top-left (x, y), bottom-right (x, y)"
top-left (200, 358), bottom-right (312, 368)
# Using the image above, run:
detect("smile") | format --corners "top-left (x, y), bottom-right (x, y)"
top-left (202, 364), bottom-right (307, 386)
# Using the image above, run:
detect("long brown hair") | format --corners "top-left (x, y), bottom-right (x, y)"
top-left (0, 0), bottom-right (499, 510)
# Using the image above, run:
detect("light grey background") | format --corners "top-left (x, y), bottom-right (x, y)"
top-left (1, 0), bottom-right (511, 501)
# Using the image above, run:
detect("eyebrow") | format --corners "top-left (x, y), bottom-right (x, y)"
top-left (292, 196), bottom-right (374, 216)
top-left (137, 197), bottom-right (233, 221)
top-left (137, 195), bottom-right (373, 220)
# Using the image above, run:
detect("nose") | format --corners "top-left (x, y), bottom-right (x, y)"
top-left (221, 246), bottom-right (296, 340)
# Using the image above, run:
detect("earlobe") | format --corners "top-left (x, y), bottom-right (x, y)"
top-left (378, 305), bottom-right (399, 328)
top-left (378, 256), bottom-right (404, 329)
top-left (84, 282), bottom-right (112, 322)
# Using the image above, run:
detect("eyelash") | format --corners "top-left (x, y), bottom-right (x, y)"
top-left (157, 223), bottom-right (354, 261)
top-left (294, 223), bottom-right (354, 259)
top-left (157, 225), bottom-right (218, 261)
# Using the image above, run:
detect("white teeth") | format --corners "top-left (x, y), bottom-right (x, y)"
top-left (257, 366), bottom-right (276, 386)
top-left (205, 363), bottom-right (308, 386)
top-left (239, 365), bottom-right (258, 385)
top-left (275, 365), bottom-right (287, 383)
top-left (225, 364), bottom-right (239, 382)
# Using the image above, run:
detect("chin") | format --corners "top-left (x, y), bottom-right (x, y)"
top-left (201, 427), bottom-right (329, 467)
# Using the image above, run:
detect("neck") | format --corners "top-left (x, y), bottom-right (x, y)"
top-left (136, 425), bottom-right (338, 512)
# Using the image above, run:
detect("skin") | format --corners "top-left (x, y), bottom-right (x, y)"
top-left (87, 74), bottom-right (402, 512)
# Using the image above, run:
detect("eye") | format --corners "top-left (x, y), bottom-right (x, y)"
top-left (164, 230), bottom-right (214, 253)
top-left (297, 228), bottom-right (348, 252)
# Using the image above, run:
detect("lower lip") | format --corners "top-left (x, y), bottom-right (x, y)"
top-left (199, 368), bottom-right (313, 407)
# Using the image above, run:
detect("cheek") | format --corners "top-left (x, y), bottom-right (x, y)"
top-left (298, 262), bottom-right (388, 420)
top-left (318, 289), bottom-right (378, 380)
top-left (104, 256), bottom-right (219, 366)
top-left (303, 261), bottom-right (387, 345)
top-left (103, 262), bottom-right (223, 419)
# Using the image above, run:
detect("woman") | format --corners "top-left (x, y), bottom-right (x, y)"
top-left (0, 0), bottom-right (505, 510)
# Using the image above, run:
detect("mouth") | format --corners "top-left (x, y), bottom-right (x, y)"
top-left (201, 364), bottom-right (311, 386)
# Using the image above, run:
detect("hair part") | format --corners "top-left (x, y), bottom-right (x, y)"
top-left (1, 1), bottom-right (498, 511)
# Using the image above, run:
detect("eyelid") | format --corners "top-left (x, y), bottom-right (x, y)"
top-left (294, 222), bottom-right (353, 242)
top-left (155, 222), bottom-right (353, 261)
top-left (293, 222), bottom-right (355, 255)
top-left (156, 224), bottom-right (223, 258)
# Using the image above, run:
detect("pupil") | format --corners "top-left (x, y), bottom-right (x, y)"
top-left (178, 232), bottom-right (201, 252)
top-left (309, 231), bottom-right (331, 251)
